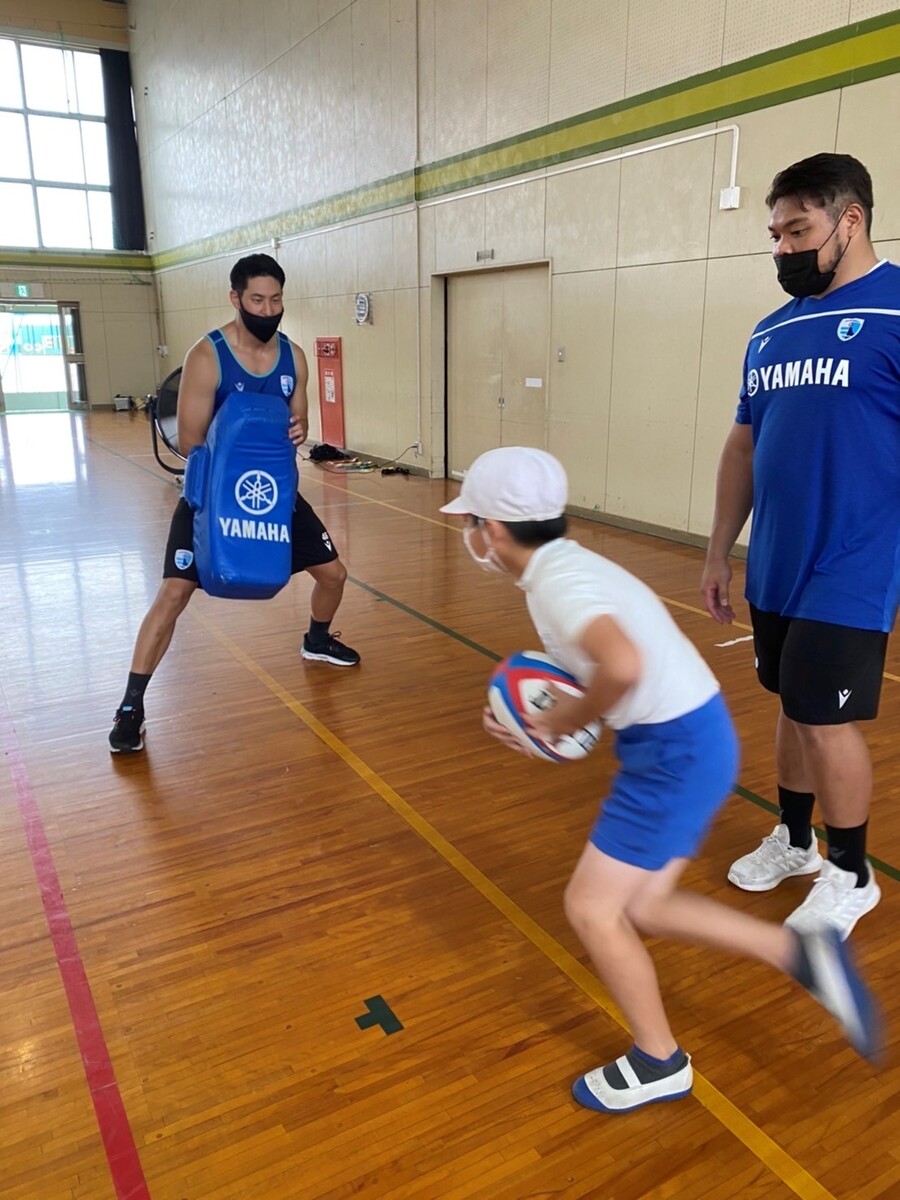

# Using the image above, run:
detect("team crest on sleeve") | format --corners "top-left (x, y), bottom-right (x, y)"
top-left (281, 375), bottom-right (294, 396)
top-left (837, 317), bottom-right (864, 341)
top-left (174, 549), bottom-right (194, 570)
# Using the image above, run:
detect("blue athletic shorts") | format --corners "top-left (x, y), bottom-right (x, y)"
top-left (589, 691), bottom-right (738, 870)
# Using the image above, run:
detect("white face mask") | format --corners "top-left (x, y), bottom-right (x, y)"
top-left (463, 523), bottom-right (508, 574)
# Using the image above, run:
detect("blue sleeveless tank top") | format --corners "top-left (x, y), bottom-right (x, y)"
top-left (207, 328), bottom-right (296, 414)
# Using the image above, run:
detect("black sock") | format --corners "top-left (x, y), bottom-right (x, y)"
top-left (120, 671), bottom-right (151, 710)
top-left (778, 786), bottom-right (815, 849)
top-left (825, 822), bottom-right (869, 886)
top-left (307, 618), bottom-right (331, 647)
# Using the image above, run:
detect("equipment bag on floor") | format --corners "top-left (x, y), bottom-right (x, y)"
top-left (183, 391), bottom-right (298, 599)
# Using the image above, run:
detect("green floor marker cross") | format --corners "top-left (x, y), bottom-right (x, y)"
top-left (355, 995), bottom-right (403, 1035)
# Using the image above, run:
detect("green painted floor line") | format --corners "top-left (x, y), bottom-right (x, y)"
top-left (352, 575), bottom-right (898, 888)
top-left (349, 575), bottom-right (502, 662)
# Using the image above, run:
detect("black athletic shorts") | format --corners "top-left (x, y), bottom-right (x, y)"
top-left (749, 605), bottom-right (888, 725)
top-left (163, 495), bottom-right (339, 585)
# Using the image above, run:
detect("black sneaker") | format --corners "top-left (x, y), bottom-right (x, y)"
top-left (109, 705), bottom-right (145, 753)
top-left (301, 632), bottom-right (360, 667)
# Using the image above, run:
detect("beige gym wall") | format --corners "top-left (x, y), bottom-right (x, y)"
top-left (129, 0), bottom-right (900, 540)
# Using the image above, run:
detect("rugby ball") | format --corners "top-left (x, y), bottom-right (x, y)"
top-left (487, 650), bottom-right (601, 763)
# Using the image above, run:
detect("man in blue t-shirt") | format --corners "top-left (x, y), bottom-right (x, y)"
top-left (109, 254), bottom-right (359, 754)
top-left (702, 154), bottom-right (899, 939)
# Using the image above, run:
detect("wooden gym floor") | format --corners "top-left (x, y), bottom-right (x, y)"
top-left (1, 409), bottom-right (898, 1200)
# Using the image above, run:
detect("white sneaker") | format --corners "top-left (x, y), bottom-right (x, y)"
top-left (727, 824), bottom-right (822, 892)
top-left (784, 860), bottom-right (881, 941)
top-left (572, 1054), bottom-right (693, 1113)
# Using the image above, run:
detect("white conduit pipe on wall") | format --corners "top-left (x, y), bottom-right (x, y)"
top-left (417, 123), bottom-right (741, 213)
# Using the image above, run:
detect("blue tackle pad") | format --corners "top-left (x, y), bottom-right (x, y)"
top-left (183, 391), bottom-right (299, 599)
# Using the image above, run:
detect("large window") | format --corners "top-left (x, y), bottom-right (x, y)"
top-left (0, 38), bottom-right (113, 251)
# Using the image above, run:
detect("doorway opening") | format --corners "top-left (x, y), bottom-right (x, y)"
top-left (0, 301), bottom-right (87, 413)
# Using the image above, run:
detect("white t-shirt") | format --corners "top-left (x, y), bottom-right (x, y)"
top-left (517, 539), bottom-right (719, 730)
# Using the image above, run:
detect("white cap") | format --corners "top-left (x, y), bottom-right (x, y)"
top-left (440, 446), bottom-right (568, 521)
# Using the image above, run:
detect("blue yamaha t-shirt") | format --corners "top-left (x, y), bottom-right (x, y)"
top-left (736, 261), bottom-right (900, 632)
top-left (207, 328), bottom-right (296, 412)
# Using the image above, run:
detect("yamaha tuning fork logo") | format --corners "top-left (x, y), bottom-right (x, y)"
top-left (235, 469), bottom-right (278, 516)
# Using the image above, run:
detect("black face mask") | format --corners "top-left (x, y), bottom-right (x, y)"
top-left (239, 304), bottom-right (283, 343)
top-left (774, 213), bottom-right (848, 298)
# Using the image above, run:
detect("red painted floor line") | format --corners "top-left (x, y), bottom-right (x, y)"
top-left (1, 706), bottom-right (150, 1200)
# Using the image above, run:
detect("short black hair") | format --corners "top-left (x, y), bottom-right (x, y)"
top-left (766, 153), bottom-right (874, 234)
top-left (230, 253), bottom-right (286, 295)
top-left (498, 516), bottom-right (567, 547)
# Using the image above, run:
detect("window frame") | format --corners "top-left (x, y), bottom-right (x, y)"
top-left (0, 36), bottom-right (112, 251)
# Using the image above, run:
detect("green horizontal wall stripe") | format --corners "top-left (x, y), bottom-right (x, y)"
top-left (152, 172), bottom-right (416, 270)
top-left (415, 19), bottom-right (900, 198)
top-left (0, 249), bottom-right (150, 272)
top-left (419, 59), bottom-right (900, 200)
top-left (1, 11), bottom-right (897, 276)
top-left (418, 12), bottom-right (900, 172)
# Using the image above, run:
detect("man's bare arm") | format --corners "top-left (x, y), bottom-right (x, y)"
top-left (176, 338), bottom-right (219, 455)
top-left (700, 422), bottom-right (755, 623)
top-left (288, 345), bottom-right (309, 447)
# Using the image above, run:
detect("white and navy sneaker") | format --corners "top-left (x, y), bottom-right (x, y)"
top-left (727, 823), bottom-right (822, 892)
top-left (793, 927), bottom-right (883, 1062)
top-left (572, 1049), bottom-right (693, 1113)
top-left (784, 860), bottom-right (881, 940)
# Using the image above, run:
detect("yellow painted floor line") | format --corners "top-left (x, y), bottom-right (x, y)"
top-left (313, 475), bottom-right (900, 684)
top-left (312, 474), bottom-right (454, 529)
top-left (194, 609), bottom-right (837, 1200)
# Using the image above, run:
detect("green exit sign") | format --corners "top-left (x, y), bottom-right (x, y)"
top-left (15, 284), bottom-right (30, 297)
